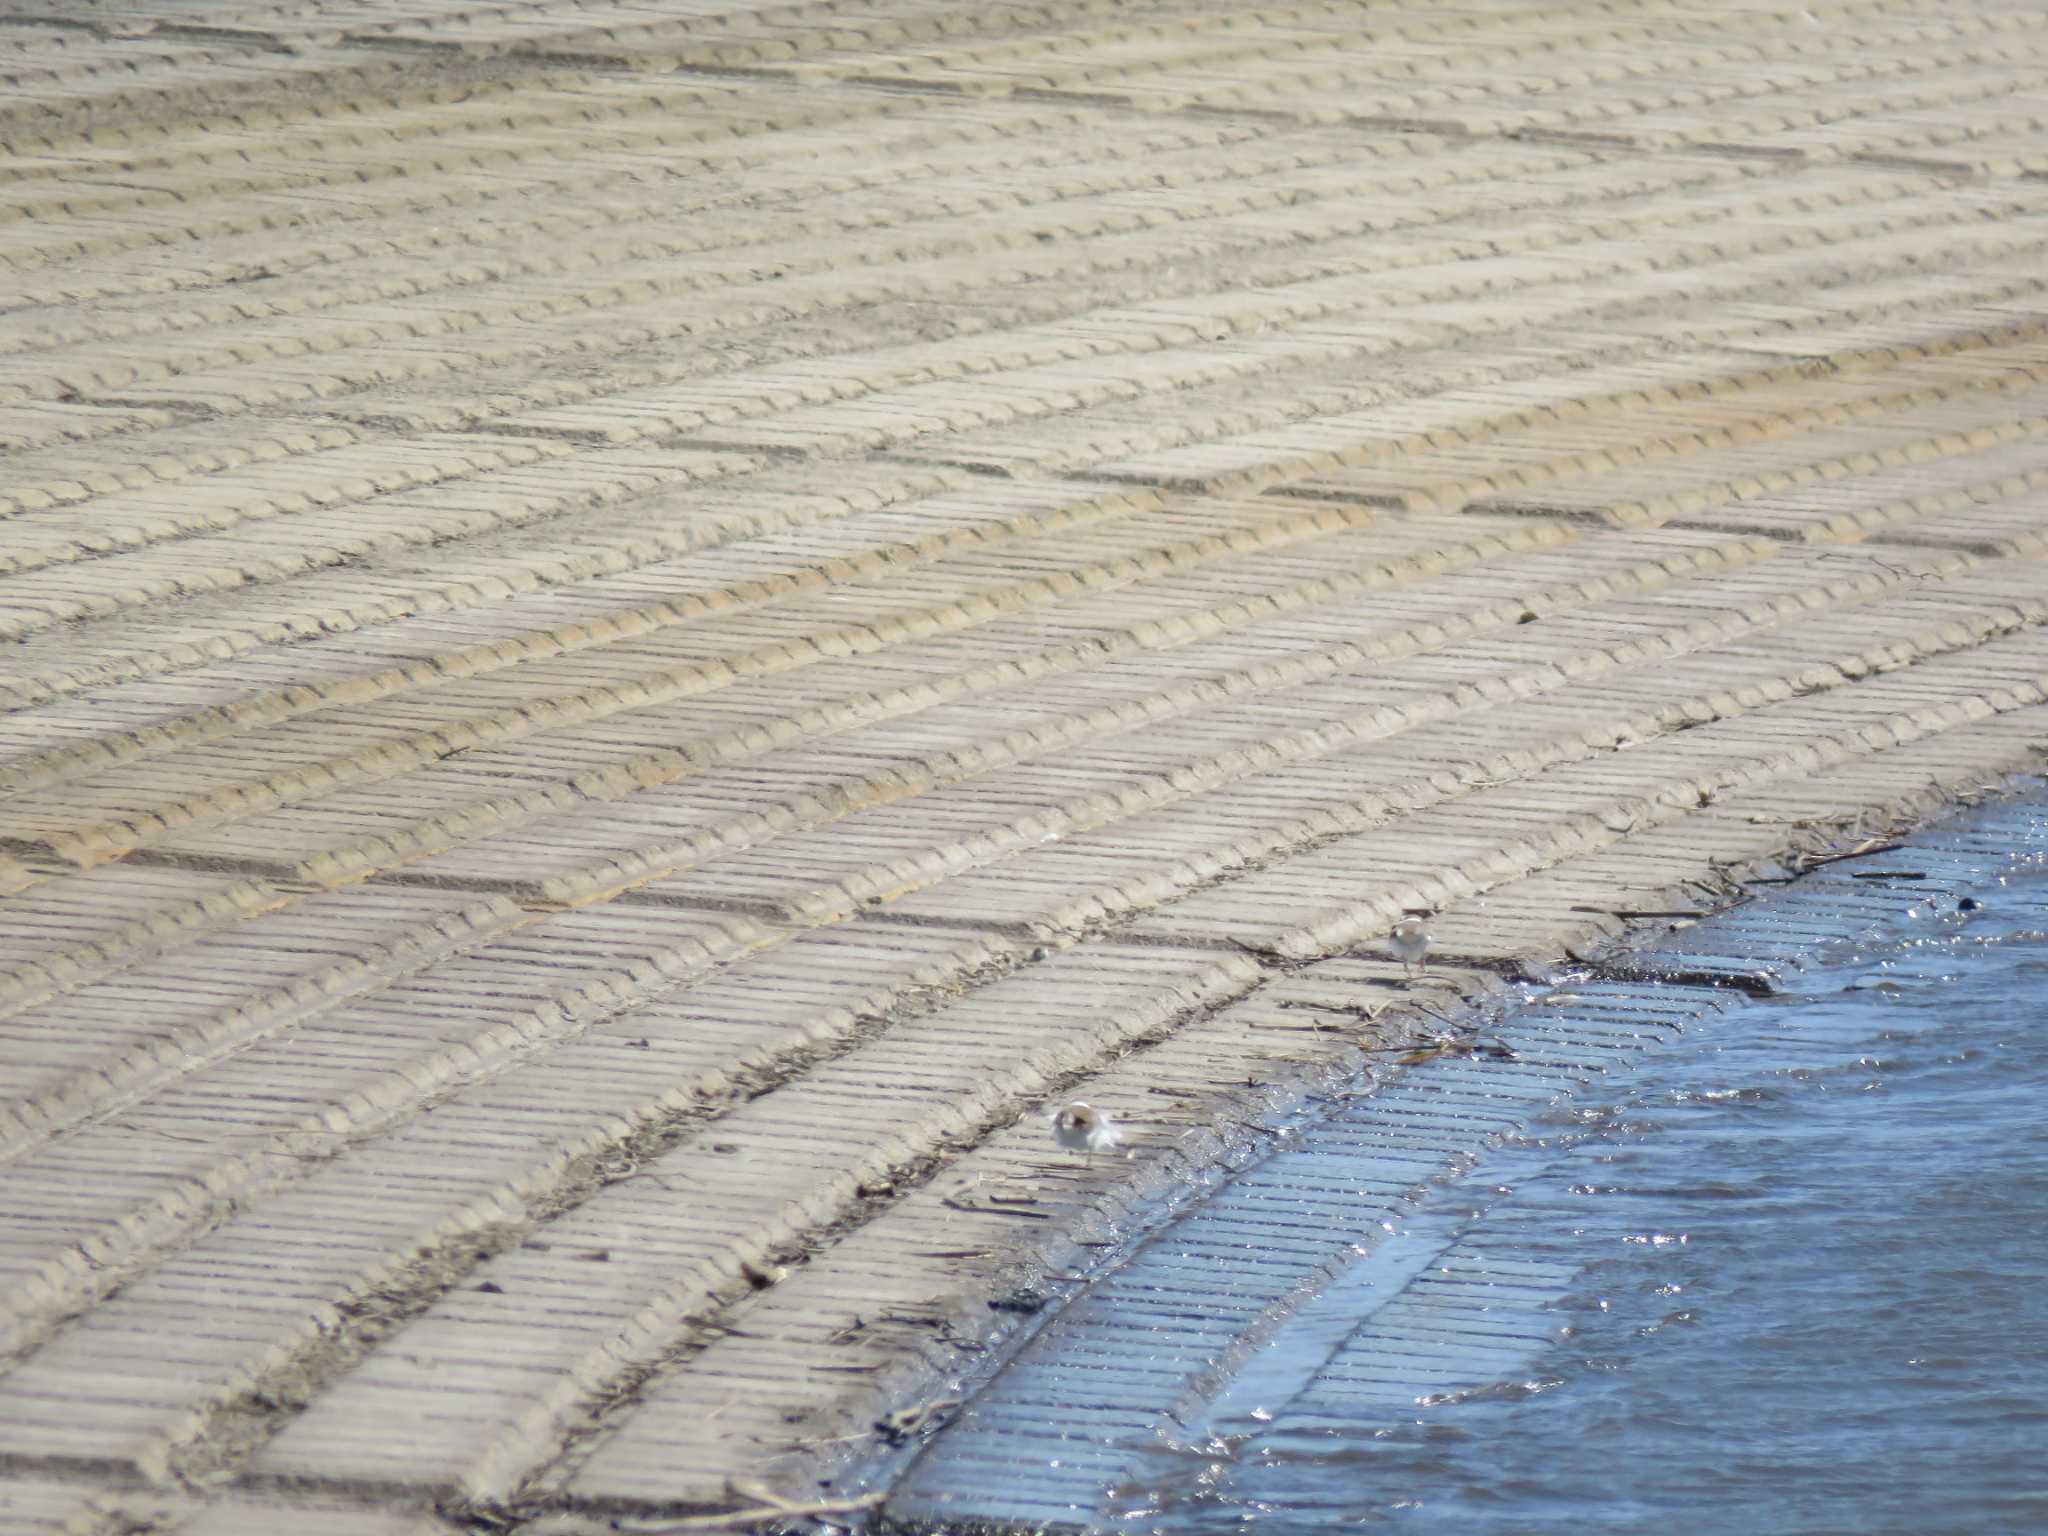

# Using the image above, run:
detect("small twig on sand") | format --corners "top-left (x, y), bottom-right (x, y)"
top-left (611, 1490), bottom-right (886, 1534)
top-left (1276, 999), bottom-right (1381, 1021)
top-left (1797, 839), bottom-right (1904, 870)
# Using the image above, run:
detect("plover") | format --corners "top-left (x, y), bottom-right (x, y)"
top-left (1389, 915), bottom-right (1431, 977)
top-left (1050, 1102), bottom-right (1125, 1164)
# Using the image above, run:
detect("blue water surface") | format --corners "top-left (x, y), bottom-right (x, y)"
top-left (1144, 871), bottom-right (2048, 1535)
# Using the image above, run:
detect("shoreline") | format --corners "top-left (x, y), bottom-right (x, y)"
top-left (879, 775), bottom-right (2048, 1531)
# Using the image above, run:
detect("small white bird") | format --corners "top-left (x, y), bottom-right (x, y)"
top-left (1049, 1102), bottom-right (1125, 1164)
top-left (1389, 916), bottom-right (1431, 977)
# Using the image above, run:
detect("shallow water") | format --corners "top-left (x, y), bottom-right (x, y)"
top-left (1132, 873), bottom-right (2048, 1534)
